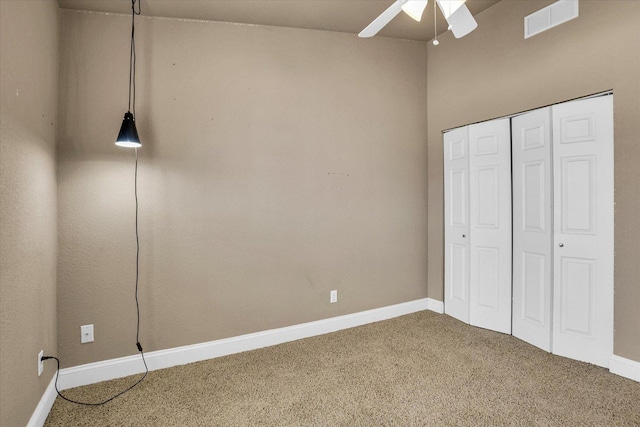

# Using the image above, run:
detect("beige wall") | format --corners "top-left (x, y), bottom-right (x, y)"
top-left (0, 1), bottom-right (59, 425)
top-left (57, 10), bottom-right (429, 367)
top-left (427, 1), bottom-right (640, 361)
top-left (6, 8), bottom-right (635, 423)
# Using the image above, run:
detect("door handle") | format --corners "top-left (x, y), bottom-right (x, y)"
top-left (559, 243), bottom-right (564, 247)
top-left (462, 234), bottom-right (466, 238)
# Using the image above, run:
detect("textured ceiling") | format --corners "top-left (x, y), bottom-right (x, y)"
top-left (56, 0), bottom-right (501, 42)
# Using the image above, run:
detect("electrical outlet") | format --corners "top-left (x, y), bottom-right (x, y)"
top-left (330, 290), bottom-right (338, 303)
top-left (81, 324), bottom-right (94, 343)
top-left (38, 350), bottom-right (44, 376)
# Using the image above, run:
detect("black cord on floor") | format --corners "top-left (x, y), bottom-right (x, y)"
top-left (42, 354), bottom-right (147, 406)
top-left (42, 145), bottom-right (148, 406)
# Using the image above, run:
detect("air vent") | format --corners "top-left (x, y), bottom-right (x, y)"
top-left (525, 0), bottom-right (579, 39)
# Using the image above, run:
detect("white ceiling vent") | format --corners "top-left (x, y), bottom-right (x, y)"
top-left (525, 0), bottom-right (579, 39)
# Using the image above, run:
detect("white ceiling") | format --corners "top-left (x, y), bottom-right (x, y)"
top-left (56, 0), bottom-right (501, 42)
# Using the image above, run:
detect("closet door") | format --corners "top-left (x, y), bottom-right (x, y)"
top-left (552, 96), bottom-right (614, 368)
top-left (512, 108), bottom-right (553, 351)
top-left (444, 126), bottom-right (470, 324)
top-left (468, 119), bottom-right (512, 334)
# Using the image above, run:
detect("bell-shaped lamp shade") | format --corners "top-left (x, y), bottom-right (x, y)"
top-left (115, 111), bottom-right (141, 148)
top-left (401, 0), bottom-right (428, 21)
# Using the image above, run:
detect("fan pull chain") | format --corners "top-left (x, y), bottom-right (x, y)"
top-left (433, 0), bottom-right (439, 45)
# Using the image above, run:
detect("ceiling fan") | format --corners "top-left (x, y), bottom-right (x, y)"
top-left (359, 0), bottom-right (478, 39)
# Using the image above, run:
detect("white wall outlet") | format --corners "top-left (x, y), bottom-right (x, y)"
top-left (330, 290), bottom-right (338, 303)
top-left (81, 324), bottom-right (94, 343)
top-left (38, 350), bottom-right (44, 376)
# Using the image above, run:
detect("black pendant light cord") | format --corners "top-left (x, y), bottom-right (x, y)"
top-left (129, 0), bottom-right (141, 116)
top-left (41, 149), bottom-right (148, 406)
top-left (41, 0), bottom-right (148, 406)
top-left (134, 148), bottom-right (143, 349)
top-left (42, 355), bottom-right (147, 406)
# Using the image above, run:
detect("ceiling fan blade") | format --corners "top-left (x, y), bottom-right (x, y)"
top-left (446, 3), bottom-right (478, 38)
top-left (358, 1), bottom-right (403, 38)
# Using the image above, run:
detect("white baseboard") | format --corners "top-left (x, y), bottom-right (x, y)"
top-left (26, 375), bottom-right (57, 427)
top-left (609, 355), bottom-right (640, 382)
top-left (58, 298), bottom-right (430, 390)
top-left (426, 298), bottom-right (444, 314)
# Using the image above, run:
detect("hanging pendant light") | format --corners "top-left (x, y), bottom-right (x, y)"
top-left (116, 0), bottom-right (141, 148)
top-left (116, 112), bottom-right (141, 148)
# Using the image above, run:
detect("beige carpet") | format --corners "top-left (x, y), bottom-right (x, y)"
top-left (45, 311), bottom-right (640, 426)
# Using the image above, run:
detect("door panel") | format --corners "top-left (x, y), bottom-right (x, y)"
top-left (451, 170), bottom-right (466, 226)
top-left (552, 96), bottom-right (613, 368)
top-left (444, 126), bottom-right (470, 324)
top-left (560, 257), bottom-right (595, 336)
top-left (523, 252), bottom-right (545, 325)
top-left (561, 156), bottom-right (596, 234)
top-left (476, 166), bottom-right (499, 227)
top-left (523, 161), bottom-right (545, 232)
top-left (512, 107), bottom-right (553, 351)
top-left (477, 247), bottom-right (500, 309)
top-left (450, 244), bottom-right (467, 301)
top-left (469, 118), bottom-right (512, 334)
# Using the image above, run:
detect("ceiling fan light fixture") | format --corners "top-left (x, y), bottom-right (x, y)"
top-left (436, 0), bottom-right (467, 19)
top-left (358, 0), bottom-right (476, 39)
top-left (436, 0), bottom-right (477, 38)
top-left (401, 0), bottom-right (429, 21)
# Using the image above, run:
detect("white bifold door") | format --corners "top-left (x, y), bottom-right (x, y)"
top-left (444, 118), bottom-right (512, 334)
top-left (444, 126), bottom-right (471, 324)
top-left (512, 107), bottom-right (553, 352)
top-left (511, 95), bottom-right (614, 367)
top-left (446, 95), bottom-right (613, 367)
top-left (468, 119), bottom-right (512, 334)
top-left (551, 96), bottom-right (614, 367)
